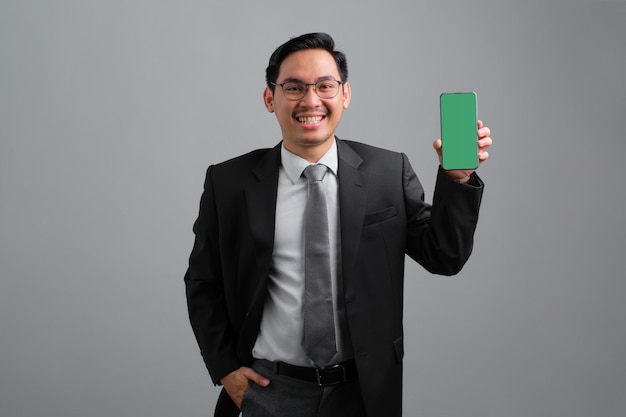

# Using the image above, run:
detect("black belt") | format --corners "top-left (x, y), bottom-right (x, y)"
top-left (266, 360), bottom-right (358, 387)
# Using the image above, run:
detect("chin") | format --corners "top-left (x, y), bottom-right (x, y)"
top-left (300, 136), bottom-right (332, 147)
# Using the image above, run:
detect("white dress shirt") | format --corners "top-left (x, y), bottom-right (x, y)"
top-left (252, 139), bottom-right (352, 367)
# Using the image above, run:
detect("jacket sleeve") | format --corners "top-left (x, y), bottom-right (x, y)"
top-left (184, 166), bottom-right (241, 385)
top-left (403, 156), bottom-right (484, 275)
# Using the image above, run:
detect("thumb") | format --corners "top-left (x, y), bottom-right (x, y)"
top-left (432, 138), bottom-right (443, 163)
top-left (243, 367), bottom-right (271, 387)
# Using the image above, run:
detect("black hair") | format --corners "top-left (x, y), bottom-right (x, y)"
top-left (265, 32), bottom-right (348, 91)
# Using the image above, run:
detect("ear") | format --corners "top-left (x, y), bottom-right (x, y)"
top-left (263, 87), bottom-right (275, 113)
top-left (342, 81), bottom-right (352, 109)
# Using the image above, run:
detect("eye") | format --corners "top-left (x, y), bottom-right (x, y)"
top-left (317, 81), bottom-right (336, 91)
top-left (283, 82), bottom-right (304, 93)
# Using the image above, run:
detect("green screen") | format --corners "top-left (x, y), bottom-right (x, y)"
top-left (440, 92), bottom-right (478, 170)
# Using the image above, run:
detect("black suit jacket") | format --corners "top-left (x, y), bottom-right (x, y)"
top-left (185, 138), bottom-right (484, 417)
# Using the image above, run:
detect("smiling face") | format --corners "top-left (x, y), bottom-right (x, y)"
top-left (263, 48), bottom-right (351, 162)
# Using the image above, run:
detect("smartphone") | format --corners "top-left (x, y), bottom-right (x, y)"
top-left (440, 92), bottom-right (478, 170)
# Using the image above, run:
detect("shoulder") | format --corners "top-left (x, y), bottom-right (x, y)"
top-left (339, 138), bottom-right (400, 156)
top-left (212, 147), bottom-right (273, 170)
top-left (208, 144), bottom-right (280, 177)
top-left (197, 144), bottom-right (281, 195)
top-left (338, 138), bottom-right (407, 168)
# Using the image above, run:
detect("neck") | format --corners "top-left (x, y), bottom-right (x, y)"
top-left (284, 137), bottom-right (335, 163)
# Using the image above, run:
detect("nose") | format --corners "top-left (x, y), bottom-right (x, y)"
top-left (300, 84), bottom-right (322, 106)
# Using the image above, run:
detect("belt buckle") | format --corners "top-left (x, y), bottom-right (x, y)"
top-left (315, 364), bottom-right (346, 387)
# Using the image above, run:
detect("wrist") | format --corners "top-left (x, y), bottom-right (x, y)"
top-left (453, 175), bottom-right (471, 184)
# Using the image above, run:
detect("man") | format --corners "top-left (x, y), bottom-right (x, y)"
top-left (185, 32), bottom-right (492, 417)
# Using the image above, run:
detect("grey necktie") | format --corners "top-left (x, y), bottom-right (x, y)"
top-left (302, 164), bottom-right (336, 368)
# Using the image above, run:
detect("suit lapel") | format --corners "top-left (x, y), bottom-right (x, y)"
top-left (337, 139), bottom-right (367, 281)
top-left (245, 143), bottom-right (281, 289)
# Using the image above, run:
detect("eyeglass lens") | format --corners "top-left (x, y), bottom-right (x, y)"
top-left (281, 80), bottom-right (341, 100)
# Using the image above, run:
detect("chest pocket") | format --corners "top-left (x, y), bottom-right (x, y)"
top-left (363, 206), bottom-right (397, 226)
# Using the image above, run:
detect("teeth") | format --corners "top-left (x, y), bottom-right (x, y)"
top-left (298, 116), bottom-right (323, 124)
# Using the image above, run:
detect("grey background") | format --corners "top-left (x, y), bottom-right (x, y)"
top-left (1, 0), bottom-right (625, 416)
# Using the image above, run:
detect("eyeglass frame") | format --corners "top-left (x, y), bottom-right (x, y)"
top-left (269, 79), bottom-right (345, 101)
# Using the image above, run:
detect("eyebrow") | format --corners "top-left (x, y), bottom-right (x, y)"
top-left (278, 76), bottom-right (339, 83)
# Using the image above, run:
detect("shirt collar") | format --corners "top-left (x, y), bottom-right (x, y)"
top-left (280, 139), bottom-right (338, 185)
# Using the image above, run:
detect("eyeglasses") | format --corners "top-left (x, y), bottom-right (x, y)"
top-left (270, 79), bottom-right (344, 100)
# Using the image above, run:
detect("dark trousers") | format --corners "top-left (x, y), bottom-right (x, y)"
top-left (240, 360), bottom-right (367, 417)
